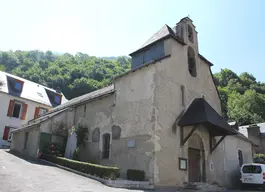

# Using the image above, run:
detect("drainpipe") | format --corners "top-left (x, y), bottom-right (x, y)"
top-left (223, 139), bottom-right (227, 185)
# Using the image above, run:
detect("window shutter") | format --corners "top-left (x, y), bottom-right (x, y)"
top-left (7, 100), bottom-right (14, 117)
top-left (2, 126), bottom-right (10, 140)
top-left (34, 107), bottom-right (40, 119)
top-left (20, 103), bottom-right (28, 120)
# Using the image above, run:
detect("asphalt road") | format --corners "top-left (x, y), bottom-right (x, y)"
top-left (0, 149), bottom-right (147, 192)
top-left (0, 149), bottom-right (257, 192)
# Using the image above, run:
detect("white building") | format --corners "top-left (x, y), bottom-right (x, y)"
top-left (0, 71), bottom-right (67, 148)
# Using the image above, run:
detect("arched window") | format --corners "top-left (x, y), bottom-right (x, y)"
top-left (187, 47), bottom-right (197, 77)
top-left (238, 150), bottom-right (243, 167)
top-left (188, 25), bottom-right (194, 43)
top-left (102, 133), bottom-right (111, 159)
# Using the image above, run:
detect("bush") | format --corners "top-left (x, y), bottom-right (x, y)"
top-left (41, 154), bottom-right (120, 180)
top-left (72, 147), bottom-right (80, 161)
top-left (127, 169), bottom-right (145, 181)
top-left (254, 153), bottom-right (265, 163)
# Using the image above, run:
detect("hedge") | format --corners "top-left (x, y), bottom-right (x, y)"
top-left (41, 154), bottom-right (120, 180)
top-left (127, 169), bottom-right (145, 181)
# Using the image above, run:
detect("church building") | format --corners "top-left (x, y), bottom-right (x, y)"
top-left (11, 17), bottom-right (254, 187)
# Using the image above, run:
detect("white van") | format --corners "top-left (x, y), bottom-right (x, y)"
top-left (240, 163), bottom-right (265, 189)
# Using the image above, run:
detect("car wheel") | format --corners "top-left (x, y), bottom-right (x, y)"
top-left (262, 183), bottom-right (265, 190)
top-left (240, 183), bottom-right (247, 190)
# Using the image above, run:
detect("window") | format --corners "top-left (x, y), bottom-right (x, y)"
top-left (54, 94), bottom-right (61, 105)
top-left (102, 133), bottom-right (111, 159)
top-left (12, 102), bottom-right (22, 118)
top-left (7, 100), bottom-right (28, 120)
top-left (2, 126), bottom-right (16, 142)
top-left (187, 46), bottom-right (197, 77)
top-left (8, 131), bottom-right (12, 141)
top-left (181, 85), bottom-right (185, 106)
top-left (39, 108), bottom-right (48, 116)
top-left (188, 25), bottom-right (194, 43)
top-left (2, 126), bottom-right (10, 141)
top-left (24, 132), bottom-right (29, 149)
top-left (242, 165), bottom-right (262, 174)
top-left (14, 81), bottom-right (22, 91)
top-left (238, 150), bottom-right (243, 167)
top-left (34, 107), bottom-right (48, 119)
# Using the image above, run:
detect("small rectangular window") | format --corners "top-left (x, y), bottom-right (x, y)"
top-left (181, 85), bottom-right (185, 106)
top-left (12, 102), bottom-right (22, 118)
top-left (7, 127), bottom-right (16, 142)
top-left (54, 95), bottom-right (61, 104)
top-left (24, 132), bottom-right (29, 149)
top-left (39, 108), bottom-right (48, 117)
top-left (14, 81), bottom-right (22, 91)
top-left (2, 127), bottom-right (10, 141)
top-left (102, 134), bottom-right (110, 159)
top-left (238, 150), bottom-right (243, 167)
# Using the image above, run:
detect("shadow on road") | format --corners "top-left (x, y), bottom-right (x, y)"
top-left (4, 149), bottom-right (52, 167)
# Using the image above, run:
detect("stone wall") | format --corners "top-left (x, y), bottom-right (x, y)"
top-left (10, 125), bottom-right (40, 159)
top-left (75, 95), bottom-right (114, 163)
top-left (150, 36), bottom-right (253, 187)
top-left (152, 36), bottom-right (222, 186)
top-left (76, 65), bottom-right (156, 180)
top-left (222, 135), bottom-right (253, 187)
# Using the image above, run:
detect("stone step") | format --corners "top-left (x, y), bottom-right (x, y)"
top-left (184, 182), bottom-right (225, 191)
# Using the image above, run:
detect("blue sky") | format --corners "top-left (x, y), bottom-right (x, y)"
top-left (1, 0), bottom-right (265, 81)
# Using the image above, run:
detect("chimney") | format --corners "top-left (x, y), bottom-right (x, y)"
top-left (56, 87), bottom-right (61, 93)
top-left (247, 124), bottom-right (261, 148)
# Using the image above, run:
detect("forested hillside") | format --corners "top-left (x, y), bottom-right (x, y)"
top-left (0, 50), bottom-right (265, 126)
top-left (214, 69), bottom-right (265, 125)
top-left (0, 50), bottom-right (130, 99)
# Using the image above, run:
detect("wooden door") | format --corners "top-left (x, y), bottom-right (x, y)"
top-left (188, 148), bottom-right (201, 182)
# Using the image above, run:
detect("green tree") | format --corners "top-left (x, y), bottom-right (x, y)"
top-left (227, 90), bottom-right (265, 125)
top-left (0, 64), bottom-right (6, 71)
top-left (214, 68), bottom-right (239, 87)
top-left (218, 86), bottom-right (229, 118)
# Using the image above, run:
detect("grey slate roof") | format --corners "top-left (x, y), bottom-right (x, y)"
top-left (13, 84), bottom-right (115, 133)
top-left (130, 24), bottom-right (185, 56)
top-left (0, 71), bottom-right (68, 106)
top-left (177, 98), bottom-right (237, 136)
top-left (51, 84), bottom-right (114, 113)
top-left (12, 108), bottom-right (69, 133)
top-left (140, 25), bottom-right (176, 48)
top-left (32, 84), bottom-right (114, 120)
top-left (129, 19), bottom-right (213, 68)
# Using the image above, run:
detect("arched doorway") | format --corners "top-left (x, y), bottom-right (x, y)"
top-left (188, 133), bottom-right (205, 182)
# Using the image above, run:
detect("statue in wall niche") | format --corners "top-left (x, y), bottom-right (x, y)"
top-left (92, 128), bottom-right (100, 142)
top-left (112, 125), bottom-right (121, 140)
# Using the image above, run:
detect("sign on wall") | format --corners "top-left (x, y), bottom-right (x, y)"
top-left (127, 140), bottom-right (136, 148)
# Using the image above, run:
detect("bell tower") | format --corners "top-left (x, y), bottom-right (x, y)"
top-left (174, 17), bottom-right (199, 77)
top-left (175, 17), bottom-right (199, 52)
